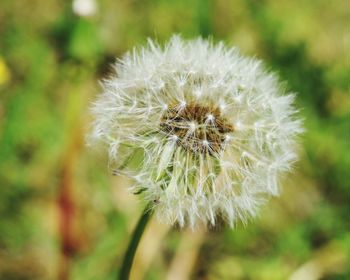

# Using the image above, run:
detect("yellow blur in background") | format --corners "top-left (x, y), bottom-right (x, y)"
top-left (0, 57), bottom-right (11, 86)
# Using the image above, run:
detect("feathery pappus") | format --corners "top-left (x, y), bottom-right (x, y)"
top-left (89, 36), bottom-right (303, 228)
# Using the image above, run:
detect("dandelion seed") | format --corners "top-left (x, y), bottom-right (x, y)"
top-left (89, 36), bottom-right (303, 228)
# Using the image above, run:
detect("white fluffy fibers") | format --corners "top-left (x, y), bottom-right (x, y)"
top-left (89, 36), bottom-right (303, 228)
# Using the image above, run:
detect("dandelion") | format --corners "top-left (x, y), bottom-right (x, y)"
top-left (89, 36), bottom-right (303, 228)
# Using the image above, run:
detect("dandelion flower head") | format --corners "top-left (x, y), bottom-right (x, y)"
top-left (89, 36), bottom-right (303, 228)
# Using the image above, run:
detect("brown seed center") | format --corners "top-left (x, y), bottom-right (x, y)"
top-left (160, 102), bottom-right (234, 155)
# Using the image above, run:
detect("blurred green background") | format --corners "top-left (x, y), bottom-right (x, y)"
top-left (1, 0), bottom-right (350, 279)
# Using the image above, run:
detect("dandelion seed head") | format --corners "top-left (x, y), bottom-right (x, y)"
top-left (89, 36), bottom-right (303, 228)
top-left (72, 0), bottom-right (97, 17)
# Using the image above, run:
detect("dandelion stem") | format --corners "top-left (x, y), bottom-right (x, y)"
top-left (119, 204), bottom-right (153, 280)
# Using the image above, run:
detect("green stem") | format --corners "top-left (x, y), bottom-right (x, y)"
top-left (119, 204), bottom-right (153, 280)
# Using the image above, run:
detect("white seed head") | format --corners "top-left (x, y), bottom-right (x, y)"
top-left (72, 0), bottom-right (97, 17)
top-left (88, 36), bottom-right (303, 228)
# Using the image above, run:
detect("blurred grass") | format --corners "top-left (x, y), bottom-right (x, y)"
top-left (0, 0), bottom-right (350, 279)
